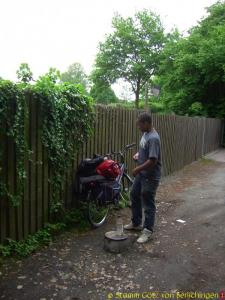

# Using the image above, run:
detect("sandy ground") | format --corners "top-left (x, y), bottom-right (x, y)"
top-left (0, 150), bottom-right (225, 300)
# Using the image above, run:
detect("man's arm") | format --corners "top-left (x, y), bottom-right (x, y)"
top-left (132, 158), bottom-right (157, 177)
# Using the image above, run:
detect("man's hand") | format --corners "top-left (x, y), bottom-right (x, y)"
top-left (132, 159), bottom-right (157, 177)
top-left (133, 152), bottom-right (139, 161)
top-left (132, 167), bottom-right (140, 177)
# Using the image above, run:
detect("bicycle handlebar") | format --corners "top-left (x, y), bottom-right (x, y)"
top-left (124, 143), bottom-right (136, 150)
top-left (106, 143), bottom-right (136, 158)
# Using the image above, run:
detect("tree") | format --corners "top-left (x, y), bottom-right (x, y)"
top-left (90, 82), bottom-right (118, 104)
top-left (38, 68), bottom-right (61, 84)
top-left (16, 63), bottom-right (33, 83)
top-left (91, 10), bottom-right (166, 108)
top-left (61, 63), bottom-right (88, 91)
top-left (158, 1), bottom-right (225, 118)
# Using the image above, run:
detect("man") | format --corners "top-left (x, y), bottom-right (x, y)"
top-left (124, 112), bottom-right (161, 243)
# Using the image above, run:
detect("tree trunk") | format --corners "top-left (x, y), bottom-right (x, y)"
top-left (135, 81), bottom-right (141, 109)
top-left (144, 82), bottom-right (148, 111)
top-left (144, 83), bottom-right (151, 113)
top-left (135, 92), bottom-right (139, 109)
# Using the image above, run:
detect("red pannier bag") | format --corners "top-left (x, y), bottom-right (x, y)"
top-left (96, 159), bottom-right (121, 179)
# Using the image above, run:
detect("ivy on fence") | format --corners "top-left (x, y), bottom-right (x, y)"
top-left (0, 75), bottom-right (94, 215)
top-left (0, 80), bottom-right (27, 206)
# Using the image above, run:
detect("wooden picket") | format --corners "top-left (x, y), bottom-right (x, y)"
top-left (0, 103), bottom-right (223, 243)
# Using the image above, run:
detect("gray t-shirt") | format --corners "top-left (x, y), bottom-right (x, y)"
top-left (138, 129), bottom-right (161, 180)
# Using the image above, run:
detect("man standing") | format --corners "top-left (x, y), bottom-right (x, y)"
top-left (124, 112), bottom-right (161, 243)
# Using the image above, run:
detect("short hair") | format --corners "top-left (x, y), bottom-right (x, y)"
top-left (137, 112), bottom-right (152, 124)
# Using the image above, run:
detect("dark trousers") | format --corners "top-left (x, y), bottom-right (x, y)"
top-left (130, 174), bottom-right (160, 232)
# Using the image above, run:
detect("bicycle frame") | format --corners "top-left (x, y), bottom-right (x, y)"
top-left (117, 163), bottom-right (133, 186)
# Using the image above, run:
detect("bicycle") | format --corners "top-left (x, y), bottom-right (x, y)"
top-left (77, 143), bottom-right (136, 228)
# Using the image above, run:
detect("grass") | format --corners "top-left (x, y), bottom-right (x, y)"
top-left (201, 157), bottom-right (213, 164)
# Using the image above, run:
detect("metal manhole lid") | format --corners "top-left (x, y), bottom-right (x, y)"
top-left (105, 231), bottom-right (128, 241)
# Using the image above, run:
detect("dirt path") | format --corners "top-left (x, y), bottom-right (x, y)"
top-left (0, 150), bottom-right (225, 300)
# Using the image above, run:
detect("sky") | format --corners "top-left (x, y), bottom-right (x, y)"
top-left (0, 0), bottom-right (217, 83)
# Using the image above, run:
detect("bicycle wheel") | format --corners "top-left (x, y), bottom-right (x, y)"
top-left (87, 189), bottom-right (110, 228)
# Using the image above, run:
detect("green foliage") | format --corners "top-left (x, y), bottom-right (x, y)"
top-left (0, 80), bottom-right (28, 206)
top-left (44, 67), bottom-right (61, 83)
top-left (0, 229), bottom-right (52, 258)
top-left (90, 82), bottom-right (118, 104)
top-left (62, 208), bottom-right (89, 230)
top-left (158, 1), bottom-right (225, 118)
top-left (188, 101), bottom-right (206, 116)
top-left (107, 98), bottom-right (169, 114)
top-left (201, 157), bottom-right (213, 164)
top-left (16, 63), bottom-right (33, 83)
top-left (118, 191), bottom-right (130, 209)
top-left (91, 10), bottom-right (166, 108)
top-left (148, 101), bottom-right (170, 114)
top-left (32, 72), bottom-right (94, 214)
top-left (0, 68), bottom-right (94, 213)
top-left (0, 208), bottom-right (90, 258)
top-left (61, 63), bottom-right (88, 92)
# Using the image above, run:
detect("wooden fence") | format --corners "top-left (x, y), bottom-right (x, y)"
top-left (0, 104), bottom-right (223, 243)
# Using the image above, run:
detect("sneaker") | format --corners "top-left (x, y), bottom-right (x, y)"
top-left (137, 228), bottom-right (153, 243)
top-left (124, 222), bottom-right (143, 231)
